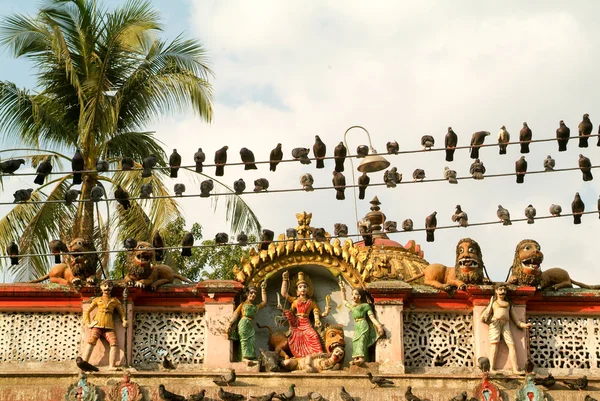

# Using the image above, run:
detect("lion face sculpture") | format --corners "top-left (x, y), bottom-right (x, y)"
top-left (323, 324), bottom-right (345, 353)
top-left (66, 238), bottom-right (96, 280)
top-left (127, 241), bottom-right (155, 280)
top-left (455, 238), bottom-right (485, 284)
top-left (511, 239), bottom-right (544, 286)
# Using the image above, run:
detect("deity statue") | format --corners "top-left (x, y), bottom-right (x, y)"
top-left (481, 283), bottom-right (532, 374)
top-left (339, 279), bottom-right (384, 366)
top-left (227, 281), bottom-right (267, 360)
top-left (279, 344), bottom-right (345, 373)
top-left (81, 280), bottom-right (128, 370)
top-left (107, 372), bottom-right (142, 401)
top-left (280, 271), bottom-right (328, 357)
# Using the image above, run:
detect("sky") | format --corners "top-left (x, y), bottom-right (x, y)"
top-left (0, 1), bottom-right (600, 284)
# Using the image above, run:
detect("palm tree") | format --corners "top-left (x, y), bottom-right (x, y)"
top-left (0, 0), bottom-right (260, 281)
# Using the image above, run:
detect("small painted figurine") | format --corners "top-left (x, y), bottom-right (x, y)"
top-left (227, 281), bottom-right (267, 360)
top-left (339, 279), bottom-right (384, 366)
top-left (81, 280), bottom-right (128, 370)
top-left (280, 344), bottom-right (345, 373)
top-left (481, 283), bottom-right (532, 374)
top-left (280, 271), bottom-right (324, 357)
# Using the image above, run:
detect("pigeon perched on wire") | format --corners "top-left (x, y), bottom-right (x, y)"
top-left (13, 188), bottom-right (33, 203)
top-left (286, 228), bottom-right (297, 239)
top-left (174, 183), bottom-right (186, 197)
top-left (578, 113), bottom-right (593, 148)
top-left (402, 219), bottom-right (414, 231)
top-left (270, 143), bottom-right (283, 172)
top-left (233, 179), bottom-right (246, 194)
top-left (452, 205), bottom-right (468, 227)
top-left (249, 391), bottom-right (276, 401)
top-left (300, 173), bottom-right (314, 191)
top-left (356, 145), bottom-right (369, 158)
top-left (421, 135), bottom-right (435, 150)
top-left (497, 126), bottom-right (510, 155)
top-left (214, 146), bottom-right (228, 176)
top-left (387, 140), bottom-right (399, 155)
top-left (312, 227), bottom-right (327, 242)
top-left (556, 120), bottom-right (570, 152)
top-left (534, 374), bottom-right (555, 388)
top-left (445, 127), bottom-right (458, 162)
top-left (34, 158), bottom-right (53, 185)
top-left (334, 141), bottom-right (347, 172)
top-left (340, 386), bottom-right (355, 401)
top-left (444, 167), bottom-right (458, 184)
top-left (215, 232), bottom-right (229, 245)
top-left (578, 154), bottom-right (593, 181)
top-left (497, 205), bottom-right (512, 225)
top-left (425, 212), bottom-right (437, 242)
top-left (525, 204), bottom-right (536, 224)
top-left (412, 168), bottom-right (425, 182)
top-left (291, 147), bottom-right (311, 164)
top-left (123, 238), bottom-right (137, 250)
top-left (96, 159), bottom-right (109, 172)
top-left (200, 179), bottom-right (214, 197)
top-left (549, 204), bottom-right (562, 217)
top-left (384, 220), bottom-right (398, 232)
top-left (169, 149), bottom-right (181, 178)
top-left (181, 232), bottom-right (194, 257)
top-left (194, 148), bottom-right (205, 173)
top-left (520, 122), bottom-right (532, 153)
top-left (140, 183), bottom-right (153, 199)
top-left (470, 131), bottom-right (490, 159)
top-left (515, 156), bottom-right (527, 184)
top-left (358, 172), bottom-right (370, 199)
top-left (213, 369), bottom-right (236, 386)
top-left (332, 171), bottom-right (346, 200)
top-left (367, 372), bottom-right (394, 388)
top-left (218, 387), bottom-right (245, 401)
top-left (49, 239), bottom-right (68, 263)
top-left (65, 189), bottom-right (81, 206)
top-left (405, 386), bottom-right (423, 401)
top-left (153, 231), bottom-right (165, 261)
top-left (76, 356), bottom-right (99, 372)
top-left (142, 154), bottom-right (157, 178)
top-left (114, 185), bottom-right (131, 210)
top-left (159, 384), bottom-right (186, 401)
top-left (236, 232), bottom-right (248, 246)
top-left (6, 241), bottom-right (19, 265)
top-left (261, 230), bottom-right (274, 250)
top-left (162, 355), bottom-right (176, 370)
top-left (572, 192), bottom-right (585, 224)
top-left (121, 156), bottom-right (134, 171)
top-left (313, 135), bottom-right (327, 169)
top-left (334, 223), bottom-right (348, 237)
top-left (71, 149), bottom-right (84, 184)
top-left (383, 167), bottom-right (402, 188)
top-left (253, 178), bottom-right (269, 192)
top-left (276, 383), bottom-right (296, 401)
top-left (240, 147), bottom-right (258, 170)
top-left (189, 389), bottom-right (206, 401)
top-left (469, 159), bottom-right (486, 180)
top-left (358, 218), bottom-right (373, 246)
top-left (0, 158), bottom-right (25, 174)
top-left (543, 155), bottom-right (555, 171)
top-left (562, 375), bottom-right (588, 390)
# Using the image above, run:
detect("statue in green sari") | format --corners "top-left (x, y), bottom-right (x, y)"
top-left (227, 281), bottom-right (267, 361)
top-left (339, 279), bottom-right (384, 366)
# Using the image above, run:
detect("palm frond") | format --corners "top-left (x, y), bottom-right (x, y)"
top-left (104, 131), bottom-right (166, 162)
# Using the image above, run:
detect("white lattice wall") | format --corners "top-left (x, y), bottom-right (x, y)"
top-left (132, 311), bottom-right (206, 365)
top-left (0, 311), bottom-right (81, 362)
top-left (403, 312), bottom-right (475, 368)
top-left (528, 315), bottom-right (600, 369)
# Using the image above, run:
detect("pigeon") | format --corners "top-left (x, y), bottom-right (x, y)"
top-left (142, 154), bottom-right (157, 178)
top-left (121, 156), bottom-right (134, 171)
top-left (556, 120), bottom-right (570, 152)
top-left (543, 155), bottom-right (555, 171)
top-left (549, 204), bottom-right (562, 217)
top-left (445, 127), bottom-right (458, 162)
top-left (425, 211), bottom-right (437, 242)
top-left (140, 183), bottom-right (153, 198)
top-left (386, 140), bottom-right (399, 155)
top-left (114, 185), bottom-right (130, 209)
top-left (123, 238), bottom-right (137, 250)
top-left (189, 389), bottom-right (206, 401)
top-left (334, 141), bottom-right (347, 172)
top-left (334, 223), bottom-right (348, 237)
top-left (233, 179), bottom-right (246, 194)
top-left (240, 147), bottom-right (257, 170)
top-left (174, 183), bottom-right (186, 197)
top-left (412, 168), bottom-right (425, 182)
top-left (269, 143), bottom-right (283, 172)
top-left (34, 159), bottom-right (53, 185)
top-left (444, 167), bottom-right (458, 184)
top-left (402, 219), bottom-right (414, 231)
top-left (307, 392), bottom-right (324, 401)
top-left (383, 167), bottom-right (402, 188)
top-left (477, 356), bottom-right (490, 373)
top-left (6, 241), bottom-right (19, 265)
top-left (525, 204), bottom-right (536, 224)
top-left (356, 145), bottom-right (369, 158)
top-left (452, 205), bottom-right (468, 227)
top-left (0, 158), bottom-right (25, 174)
top-left (358, 172), bottom-right (370, 199)
top-left (153, 231), bottom-right (165, 261)
top-left (65, 189), bottom-right (81, 206)
top-left (515, 156), bottom-right (527, 184)
top-left (249, 392), bottom-right (276, 401)
top-left (311, 135), bottom-right (327, 170)
top-left (159, 384), bottom-right (186, 401)
top-left (163, 355), bottom-right (176, 370)
top-left (562, 375), bottom-right (587, 390)
top-left (49, 239), bottom-right (68, 263)
top-left (421, 135), bottom-right (435, 150)
top-left (497, 126), bottom-right (510, 155)
top-left (261, 229), bottom-right (274, 250)
top-left (200, 179), bottom-right (214, 197)
top-left (470, 131), bottom-right (490, 159)
top-left (215, 146), bottom-right (229, 176)
top-left (585, 396), bottom-right (597, 401)
top-left (469, 159), bottom-right (486, 180)
top-left (497, 205), bottom-right (512, 225)
top-left (367, 372), bottom-right (394, 388)
top-left (276, 383), bottom-right (295, 400)
top-left (332, 171), bottom-right (346, 200)
top-left (213, 369), bottom-right (236, 386)
top-left (215, 232), bottom-right (229, 245)
top-left (300, 173), bottom-right (314, 191)
top-left (578, 113), bottom-right (593, 148)
top-left (579, 154), bottom-right (593, 181)
top-left (194, 148), bottom-right (205, 173)
top-left (218, 387), bottom-right (245, 401)
top-left (169, 149), bottom-right (181, 177)
top-left (450, 392), bottom-right (468, 401)
top-left (339, 386), bottom-right (355, 401)
top-left (358, 218), bottom-right (373, 246)
top-left (181, 232), bottom-right (194, 257)
top-left (405, 386), bottom-right (422, 401)
top-left (96, 159), bottom-right (109, 172)
top-left (76, 356), bottom-right (99, 372)
top-left (236, 232), bottom-right (248, 246)
top-left (572, 192), bottom-right (585, 224)
top-left (524, 358), bottom-right (534, 374)
top-left (90, 184), bottom-right (104, 202)
top-left (384, 220), bottom-right (398, 232)
top-left (291, 147), bottom-right (311, 164)
top-left (13, 188), bottom-right (33, 203)
top-left (253, 178), bottom-right (269, 192)
top-left (286, 228), bottom-right (297, 239)
top-left (520, 122), bottom-right (532, 153)
top-left (71, 149), bottom-right (84, 184)
top-left (533, 373), bottom-right (555, 388)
